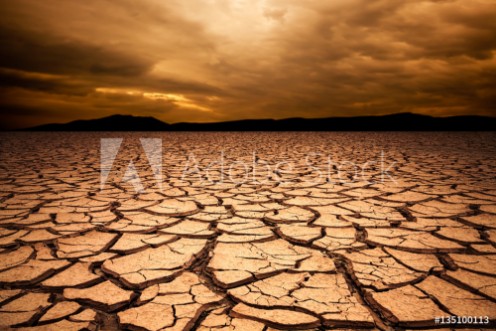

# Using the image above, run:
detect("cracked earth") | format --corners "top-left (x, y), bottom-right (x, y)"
top-left (0, 132), bottom-right (495, 331)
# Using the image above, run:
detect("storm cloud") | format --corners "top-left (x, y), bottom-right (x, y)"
top-left (0, 0), bottom-right (495, 129)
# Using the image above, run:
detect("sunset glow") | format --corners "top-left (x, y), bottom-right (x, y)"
top-left (0, 0), bottom-right (495, 129)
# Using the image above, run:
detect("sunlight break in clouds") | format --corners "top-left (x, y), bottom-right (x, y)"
top-left (95, 88), bottom-right (213, 113)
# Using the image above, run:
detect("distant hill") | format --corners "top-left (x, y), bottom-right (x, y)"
top-left (23, 115), bottom-right (170, 131)
top-left (20, 113), bottom-right (496, 131)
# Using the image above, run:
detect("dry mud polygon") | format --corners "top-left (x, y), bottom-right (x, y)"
top-left (0, 132), bottom-right (495, 330)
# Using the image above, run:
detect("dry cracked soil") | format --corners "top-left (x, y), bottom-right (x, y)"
top-left (0, 132), bottom-right (495, 331)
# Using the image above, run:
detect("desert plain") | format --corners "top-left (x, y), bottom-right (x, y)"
top-left (0, 132), bottom-right (495, 330)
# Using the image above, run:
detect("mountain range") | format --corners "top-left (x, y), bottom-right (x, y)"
top-left (19, 113), bottom-right (496, 131)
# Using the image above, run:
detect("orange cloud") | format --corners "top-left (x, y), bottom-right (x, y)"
top-left (0, 0), bottom-right (495, 129)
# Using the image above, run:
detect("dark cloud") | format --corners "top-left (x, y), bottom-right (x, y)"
top-left (0, 69), bottom-right (93, 96)
top-left (0, 27), bottom-right (153, 77)
top-left (0, 0), bottom-right (494, 129)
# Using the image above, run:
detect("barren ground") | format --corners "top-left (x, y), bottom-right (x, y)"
top-left (0, 132), bottom-right (495, 331)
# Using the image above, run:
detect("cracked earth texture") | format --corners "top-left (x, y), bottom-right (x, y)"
top-left (0, 132), bottom-right (495, 331)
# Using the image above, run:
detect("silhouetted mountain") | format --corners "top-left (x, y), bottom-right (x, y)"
top-left (21, 113), bottom-right (496, 131)
top-left (23, 114), bottom-right (169, 131)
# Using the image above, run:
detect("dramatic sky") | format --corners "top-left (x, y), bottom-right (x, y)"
top-left (1, 0), bottom-right (495, 129)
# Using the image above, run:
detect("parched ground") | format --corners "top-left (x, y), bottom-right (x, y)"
top-left (0, 132), bottom-right (495, 331)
